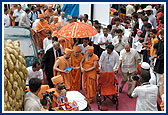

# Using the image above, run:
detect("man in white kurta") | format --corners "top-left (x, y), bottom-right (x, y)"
top-left (99, 44), bottom-right (119, 72)
top-left (112, 29), bottom-right (128, 54)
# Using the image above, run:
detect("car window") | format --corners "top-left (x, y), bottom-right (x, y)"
top-left (4, 27), bottom-right (36, 57)
top-left (4, 27), bottom-right (30, 38)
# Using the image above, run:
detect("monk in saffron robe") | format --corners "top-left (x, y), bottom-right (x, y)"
top-left (70, 46), bottom-right (83, 91)
top-left (53, 48), bottom-right (73, 90)
top-left (46, 75), bottom-right (66, 108)
top-left (36, 14), bottom-right (50, 49)
top-left (44, 5), bottom-right (54, 23)
top-left (50, 16), bottom-right (62, 32)
top-left (80, 46), bottom-right (99, 103)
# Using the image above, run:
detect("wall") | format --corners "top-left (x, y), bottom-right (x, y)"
top-left (79, 4), bottom-right (110, 26)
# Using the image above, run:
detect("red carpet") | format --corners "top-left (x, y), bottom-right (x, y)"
top-left (79, 69), bottom-right (137, 111)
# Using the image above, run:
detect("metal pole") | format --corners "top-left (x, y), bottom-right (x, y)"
top-left (118, 4), bottom-right (120, 17)
top-left (91, 4), bottom-right (94, 25)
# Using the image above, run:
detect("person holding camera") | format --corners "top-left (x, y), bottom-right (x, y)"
top-left (24, 78), bottom-right (49, 111)
top-left (131, 70), bottom-right (158, 111)
top-left (137, 62), bottom-right (156, 85)
top-left (46, 75), bottom-right (66, 108)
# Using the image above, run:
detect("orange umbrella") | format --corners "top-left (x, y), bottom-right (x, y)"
top-left (57, 22), bottom-right (97, 38)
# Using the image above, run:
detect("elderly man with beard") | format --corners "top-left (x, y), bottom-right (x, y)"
top-left (70, 46), bottom-right (83, 91)
top-left (80, 46), bottom-right (99, 103)
top-left (46, 75), bottom-right (66, 108)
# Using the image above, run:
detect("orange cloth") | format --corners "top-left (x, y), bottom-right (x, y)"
top-left (9, 12), bottom-right (15, 26)
top-left (25, 85), bottom-right (50, 99)
top-left (82, 54), bottom-right (99, 103)
top-left (38, 14), bottom-right (44, 18)
top-left (30, 28), bottom-right (38, 50)
top-left (70, 53), bottom-right (83, 91)
top-left (50, 22), bottom-right (62, 32)
top-left (44, 9), bottom-right (54, 23)
top-left (36, 20), bottom-right (50, 49)
top-left (73, 46), bottom-right (81, 52)
top-left (64, 22), bottom-right (70, 26)
top-left (64, 48), bottom-right (73, 55)
top-left (52, 32), bottom-right (73, 50)
top-left (87, 46), bottom-right (94, 53)
top-left (40, 4), bottom-right (44, 7)
top-left (51, 75), bottom-right (63, 85)
top-left (62, 37), bottom-right (73, 50)
top-left (25, 86), bottom-right (30, 92)
top-left (53, 16), bottom-right (59, 21)
top-left (160, 102), bottom-right (164, 111)
top-left (53, 56), bottom-right (72, 90)
top-left (52, 30), bottom-right (58, 36)
top-left (46, 88), bottom-right (60, 108)
top-left (99, 72), bottom-right (117, 96)
top-left (38, 85), bottom-right (50, 98)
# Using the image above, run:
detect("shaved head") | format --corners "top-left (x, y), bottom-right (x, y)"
top-left (124, 44), bottom-right (130, 52)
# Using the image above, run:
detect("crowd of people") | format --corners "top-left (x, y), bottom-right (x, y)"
top-left (4, 4), bottom-right (165, 111)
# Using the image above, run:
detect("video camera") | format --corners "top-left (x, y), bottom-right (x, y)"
top-left (132, 75), bottom-right (139, 81)
top-left (40, 91), bottom-right (55, 106)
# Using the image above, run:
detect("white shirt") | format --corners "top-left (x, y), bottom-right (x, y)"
top-left (13, 9), bottom-right (24, 22)
top-left (83, 20), bottom-right (92, 26)
top-left (99, 50), bottom-right (119, 72)
top-left (43, 38), bottom-right (52, 51)
top-left (148, 14), bottom-right (156, 29)
top-left (24, 92), bottom-right (42, 111)
top-left (111, 24), bottom-right (125, 37)
top-left (124, 28), bottom-right (132, 38)
top-left (131, 83), bottom-right (158, 111)
top-left (4, 14), bottom-right (10, 27)
top-left (78, 44), bottom-right (89, 54)
top-left (19, 11), bottom-right (31, 27)
top-left (120, 48), bottom-right (140, 73)
top-left (138, 18), bottom-right (143, 30)
top-left (149, 68), bottom-right (156, 85)
top-left (112, 35), bottom-right (128, 53)
top-left (91, 32), bottom-right (102, 45)
top-left (58, 16), bottom-right (67, 26)
top-left (26, 66), bottom-right (43, 85)
top-left (98, 34), bottom-right (113, 49)
top-left (45, 43), bottom-right (64, 55)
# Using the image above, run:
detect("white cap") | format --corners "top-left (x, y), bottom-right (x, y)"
top-left (141, 62), bottom-right (150, 69)
top-left (143, 5), bottom-right (152, 11)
